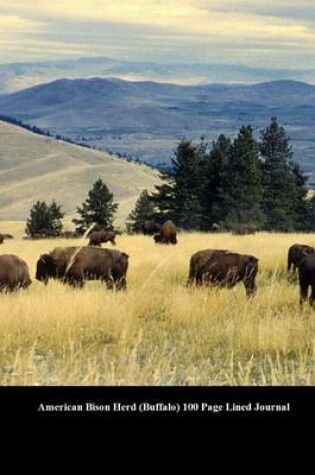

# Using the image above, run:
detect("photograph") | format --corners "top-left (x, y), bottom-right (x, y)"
top-left (0, 0), bottom-right (315, 421)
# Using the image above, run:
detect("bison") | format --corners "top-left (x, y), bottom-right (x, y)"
top-left (188, 251), bottom-right (258, 297)
top-left (153, 220), bottom-right (177, 245)
top-left (88, 231), bottom-right (116, 246)
top-left (188, 249), bottom-right (229, 285)
top-left (0, 233), bottom-right (13, 240)
top-left (298, 253), bottom-right (315, 307)
top-left (142, 220), bottom-right (161, 235)
top-left (0, 233), bottom-right (14, 244)
top-left (0, 254), bottom-right (32, 292)
top-left (288, 244), bottom-right (314, 273)
top-left (36, 246), bottom-right (129, 290)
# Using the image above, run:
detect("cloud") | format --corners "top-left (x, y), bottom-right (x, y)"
top-left (0, 1), bottom-right (315, 67)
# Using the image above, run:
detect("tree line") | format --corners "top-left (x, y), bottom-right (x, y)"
top-left (25, 117), bottom-right (315, 236)
top-left (134, 117), bottom-right (313, 232)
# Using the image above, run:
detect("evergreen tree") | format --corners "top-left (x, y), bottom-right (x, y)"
top-left (151, 139), bottom-right (207, 229)
top-left (150, 169), bottom-right (176, 223)
top-left (259, 117), bottom-right (308, 231)
top-left (25, 200), bottom-right (64, 236)
top-left (73, 179), bottom-right (118, 232)
top-left (288, 161), bottom-right (312, 231)
top-left (204, 134), bottom-right (232, 227)
top-left (223, 125), bottom-right (263, 227)
top-left (126, 190), bottom-right (155, 233)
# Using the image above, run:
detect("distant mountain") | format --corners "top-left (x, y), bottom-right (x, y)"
top-left (0, 120), bottom-right (160, 222)
top-left (0, 56), bottom-right (315, 94)
top-left (0, 77), bottom-right (315, 182)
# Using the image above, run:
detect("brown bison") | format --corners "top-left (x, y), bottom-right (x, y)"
top-left (142, 220), bottom-right (161, 235)
top-left (298, 253), bottom-right (315, 307)
top-left (288, 244), bottom-right (314, 273)
top-left (88, 231), bottom-right (116, 246)
top-left (153, 220), bottom-right (177, 245)
top-left (36, 246), bottom-right (129, 290)
top-left (189, 251), bottom-right (258, 297)
top-left (188, 249), bottom-right (229, 285)
top-left (232, 224), bottom-right (257, 235)
top-left (0, 235), bottom-right (3, 245)
top-left (0, 233), bottom-right (13, 240)
top-left (0, 254), bottom-right (32, 292)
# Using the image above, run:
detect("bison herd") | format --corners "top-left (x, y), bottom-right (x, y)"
top-left (1, 222), bottom-right (315, 308)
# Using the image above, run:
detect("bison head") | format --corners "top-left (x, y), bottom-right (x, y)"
top-left (153, 234), bottom-right (163, 244)
top-left (36, 254), bottom-right (56, 284)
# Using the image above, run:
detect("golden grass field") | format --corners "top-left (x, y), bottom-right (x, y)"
top-left (1, 221), bottom-right (315, 386)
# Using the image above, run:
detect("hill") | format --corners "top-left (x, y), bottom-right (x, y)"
top-left (0, 120), bottom-right (160, 224)
top-left (0, 77), bottom-right (314, 181)
top-left (0, 56), bottom-right (315, 94)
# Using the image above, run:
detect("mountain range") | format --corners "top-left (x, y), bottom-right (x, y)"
top-left (0, 77), bottom-right (314, 182)
top-left (0, 56), bottom-right (315, 94)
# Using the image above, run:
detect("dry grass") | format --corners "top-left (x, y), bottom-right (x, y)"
top-left (1, 227), bottom-right (315, 386)
top-left (0, 121), bottom-right (160, 225)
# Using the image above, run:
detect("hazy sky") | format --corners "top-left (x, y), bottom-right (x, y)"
top-left (0, 0), bottom-right (315, 68)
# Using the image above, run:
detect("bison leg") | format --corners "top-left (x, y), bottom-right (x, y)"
top-left (104, 277), bottom-right (114, 290)
top-left (309, 286), bottom-right (315, 308)
top-left (66, 274), bottom-right (85, 288)
top-left (299, 282), bottom-right (309, 307)
top-left (115, 276), bottom-right (127, 291)
top-left (245, 281), bottom-right (257, 298)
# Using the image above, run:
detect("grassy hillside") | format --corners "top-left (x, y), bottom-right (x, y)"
top-left (0, 121), bottom-right (160, 225)
top-left (0, 230), bottom-right (315, 385)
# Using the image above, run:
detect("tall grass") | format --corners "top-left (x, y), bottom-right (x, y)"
top-left (1, 229), bottom-right (315, 385)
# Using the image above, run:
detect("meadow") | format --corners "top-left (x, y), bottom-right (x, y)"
top-left (1, 222), bottom-right (315, 386)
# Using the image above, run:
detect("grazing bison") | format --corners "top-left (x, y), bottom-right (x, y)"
top-left (188, 249), bottom-right (229, 285)
top-left (0, 254), bottom-right (32, 292)
top-left (88, 231), bottom-right (116, 246)
top-left (142, 220), bottom-right (161, 235)
top-left (232, 224), bottom-right (257, 235)
top-left (288, 244), bottom-right (314, 273)
top-left (36, 246), bottom-right (129, 290)
top-left (189, 251), bottom-right (258, 297)
top-left (0, 233), bottom-right (14, 243)
top-left (153, 220), bottom-right (177, 245)
top-left (298, 253), bottom-right (315, 307)
top-left (0, 233), bottom-right (13, 240)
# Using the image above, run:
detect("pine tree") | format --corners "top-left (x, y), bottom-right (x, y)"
top-left (151, 139), bottom-right (207, 229)
top-left (259, 117), bottom-right (305, 231)
top-left (288, 161), bottom-right (312, 231)
top-left (73, 179), bottom-right (118, 232)
top-left (223, 125), bottom-right (263, 227)
top-left (150, 169), bottom-right (176, 223)
top-left (126, 190), bottom-right (155, 233)
top-left (25, 200), bottom-right (64, 236)
top-left (204, 134), bottom-right (232, 227)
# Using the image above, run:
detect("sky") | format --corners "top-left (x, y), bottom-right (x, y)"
top-left (0, 0), bottom-right (315, 68)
